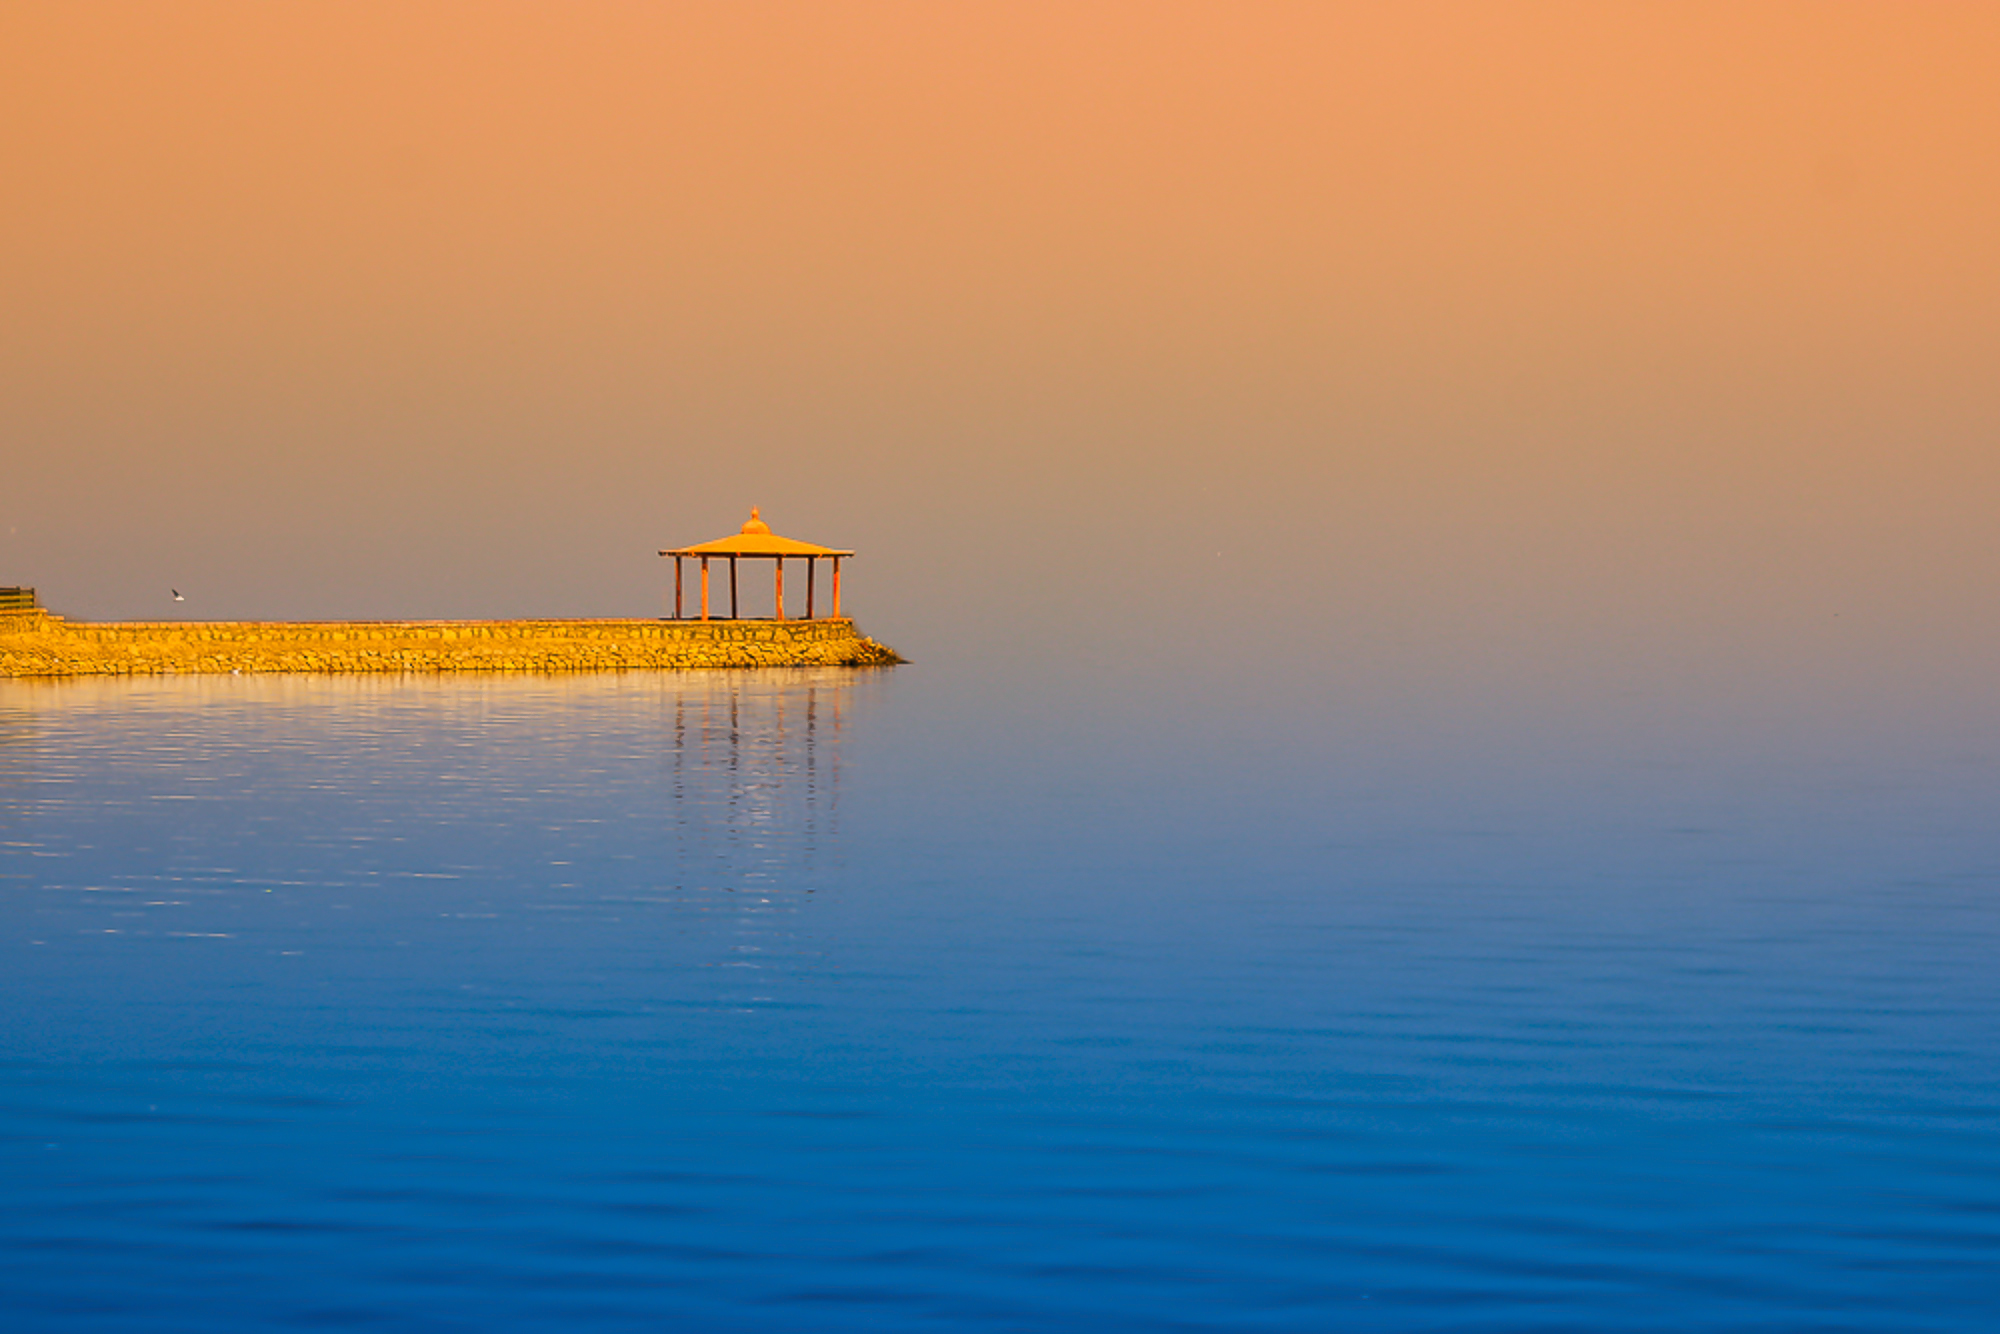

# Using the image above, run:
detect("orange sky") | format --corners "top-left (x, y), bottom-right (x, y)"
top-left (4, 2), bottom-right (1997, 705)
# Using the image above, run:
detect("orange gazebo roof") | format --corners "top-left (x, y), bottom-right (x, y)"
top-left (660, 508), bottom-right (853, 559)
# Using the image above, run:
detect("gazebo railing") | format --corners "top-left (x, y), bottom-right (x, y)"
top-left (0, 587), bottom-right (37, 613)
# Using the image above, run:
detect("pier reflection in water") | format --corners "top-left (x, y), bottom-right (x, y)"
top-left (665, 668), bottom-right (847, 899)
top-left (0, 700), bottom-right (32, 789)
top-left (654, 669), bottom-right (863, 1013)
top-left (0, 668), bottom-right (888, 1049)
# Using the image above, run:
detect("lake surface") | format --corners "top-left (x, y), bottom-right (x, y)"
top-left (2, 666), bottom-right (1997, 1331)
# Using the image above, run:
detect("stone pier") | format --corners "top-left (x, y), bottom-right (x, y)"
top-left (0, 612), bottom-right (902, 678)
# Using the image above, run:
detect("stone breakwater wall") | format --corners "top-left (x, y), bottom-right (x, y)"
top-left (0, 612), bottom-right (902, 678)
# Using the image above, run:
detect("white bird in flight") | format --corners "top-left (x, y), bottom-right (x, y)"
top-left (171, 589), bottom-right (184, 602)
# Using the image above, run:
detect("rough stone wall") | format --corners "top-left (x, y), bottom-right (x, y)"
top-left (0, 612), bottom-right (902, 677)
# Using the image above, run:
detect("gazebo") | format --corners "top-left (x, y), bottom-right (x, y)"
top-left (660, 508), bottom-right (855, 622)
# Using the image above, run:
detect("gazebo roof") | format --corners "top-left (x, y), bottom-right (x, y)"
top-left (660, 508), bottom-right (854, 558)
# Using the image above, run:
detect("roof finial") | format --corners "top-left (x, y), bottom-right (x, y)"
top-left (741, 506), bottom-right (772, 536)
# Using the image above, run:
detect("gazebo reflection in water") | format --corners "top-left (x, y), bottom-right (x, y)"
top-left (663, 668), bottom-right (861, 912)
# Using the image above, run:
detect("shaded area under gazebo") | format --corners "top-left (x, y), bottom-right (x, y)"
top-left (660, 509), bottom-right (854, 622)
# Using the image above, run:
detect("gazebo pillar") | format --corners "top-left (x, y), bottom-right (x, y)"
top-left (831, 556), bottom-right (842, 617)
top-left (805, 557), bottom-right (817, 620)
top-left (673, 557), bottom-right (683, 619)
top-left (729, 556), bottom-right (739, 619)
top-left (774, 558), bottom-right (785, 621)
top-left (700, 557), bottom-right (710, 621)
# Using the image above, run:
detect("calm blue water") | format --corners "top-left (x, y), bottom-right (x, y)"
top-left (2, 666), bottom-right (1997, 1331)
